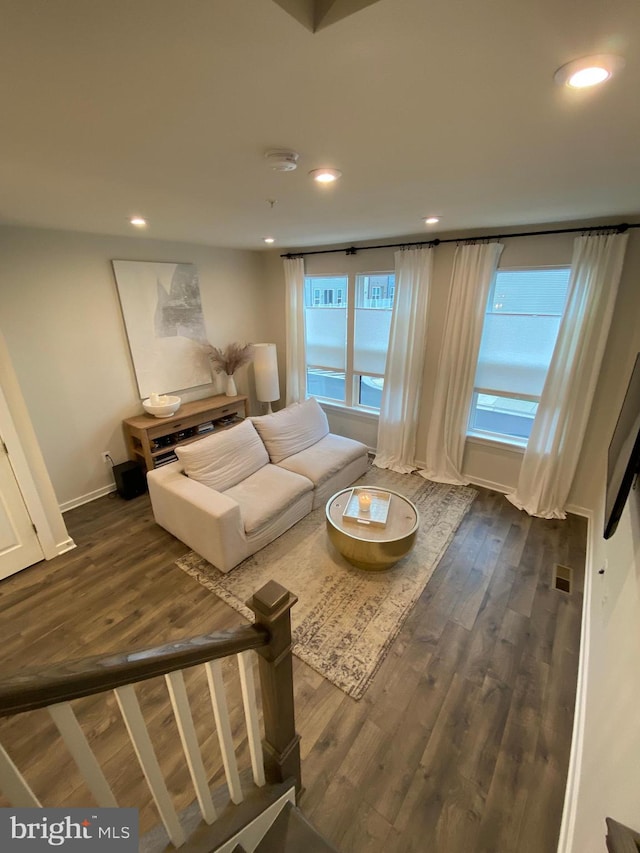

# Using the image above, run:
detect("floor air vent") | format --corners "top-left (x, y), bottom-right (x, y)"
top-left (553, 564), bottom-right (573, 594)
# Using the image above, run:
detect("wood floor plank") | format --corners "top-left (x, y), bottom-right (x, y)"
top-left (298, 678), bottom-right (347, 761)
top-left (331, 718), bottom-right (387, 793)
top-left (388, 674), bottom-right (481, 851)
top-left (362, 629), bottom-right (431, 736)
top-left (515, 723), bottom-right (568, 853)
top-left (336, 800), bottom-right (393, 853)
top-left (457, 560), bottom-right (516, 686)
top-left (487, 604), bottom-right (530, 688)
top-left (474, 716), bottom-right (539, 853)
top-left (449, 500), bottom-right (514, 631)
top-left (457, 673), bottom-right (512, 798)
top-left (433, 771), bottom-right (485, 852)
top-left (361, 710), bottom-right (430, 824)
top-left (401, 623), bottom-right (471, 736)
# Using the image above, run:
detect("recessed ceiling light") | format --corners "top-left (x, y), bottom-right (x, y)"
top-left (263, 237), bottom-right (275, 244)
top-left (424, 216), bottom-right (440, 225)
top-left (309, 168), bottom-right (342, 183)
top-left (130, 216), bottom-right (147, 227)
top-left (554, 54), bottom-right (624, 89)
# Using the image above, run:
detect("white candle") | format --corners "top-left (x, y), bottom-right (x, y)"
top-left (150, 392), bottom-right (160, 405)
top-left (358, 492), bottom-right (372, 512)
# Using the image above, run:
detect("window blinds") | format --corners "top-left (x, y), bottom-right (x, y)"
top-left (305, 307), bottom-right (346, 370)
top-left (474, 267), bottom-right (571, 398)
top-left (354, 308), bottom-right (392, 375)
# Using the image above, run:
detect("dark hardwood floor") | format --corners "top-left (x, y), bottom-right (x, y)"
top-left (0, 484), bottom-right (586, 852)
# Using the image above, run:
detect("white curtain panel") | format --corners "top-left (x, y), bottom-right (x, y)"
top-left (507, 231), bottom-right (629, 518)
top-left (284, 257), bottom-right (307, 405)
top-left (373, 247), bottom-right (433, 473)
top-left (421, 241), bottom-right (504, 484)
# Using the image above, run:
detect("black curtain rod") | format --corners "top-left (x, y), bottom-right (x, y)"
top-left (281, 221), bottom-right (638, 259)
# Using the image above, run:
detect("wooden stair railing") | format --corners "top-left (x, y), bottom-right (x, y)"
top-left (0, 580), bottom-right (301, 850)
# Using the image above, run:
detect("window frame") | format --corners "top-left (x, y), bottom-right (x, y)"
top-left (304, 270), bottom-right (394, 412)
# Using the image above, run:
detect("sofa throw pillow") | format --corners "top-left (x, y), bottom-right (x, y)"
top-left (176, 418), bottom-right (268, 492)
top-left (251, 397), bottom-right (329, 464)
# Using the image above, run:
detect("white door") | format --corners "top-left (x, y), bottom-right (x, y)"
top-left (0, 438), bottom-right (44, 579)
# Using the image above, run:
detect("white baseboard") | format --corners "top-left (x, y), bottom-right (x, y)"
top-left (414, 459), bottom-right (595, 521)
top-left (564, 503), bottom-right (592, 519)
top-left (55, 536), bottom-right (76, 555)
top-left (60, 483), bottom-right (116, 513)
top-left (412, 459), bottom-right (512, 495)
top-left (465, 474), bottom-right (511, 494)
top-left (453, 478), bottom-right (593, 520)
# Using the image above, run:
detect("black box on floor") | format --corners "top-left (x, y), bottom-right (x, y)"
top-left (113, 461), bottom-right (147, 500)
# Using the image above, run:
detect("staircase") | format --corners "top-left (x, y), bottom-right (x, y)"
top-left (254, 802), bottom-right (339, 852)
top-left (0, 581), bottom-right (337, 852)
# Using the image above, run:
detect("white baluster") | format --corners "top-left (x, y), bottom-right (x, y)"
top-left (237, 651), bottom-right (265, 787)
top-left (114, 684), bottom-right (185, 848)
top-left (0, 742), bottom-right (41, 806)
top-left (165, 670), bottom-right (216, 824)
top-left (204, 660), bottom-right (243, 804)
top-left (48, 702), bottom-right (118, 807)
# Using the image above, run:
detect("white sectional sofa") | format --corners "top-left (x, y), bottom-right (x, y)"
top-left (147, 398), bottom-right (369, 573)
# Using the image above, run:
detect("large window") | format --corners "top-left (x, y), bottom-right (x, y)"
top-left (304, 272), bottom-right (395, 410)
top-left (469, 267), bottom-right (571, 443)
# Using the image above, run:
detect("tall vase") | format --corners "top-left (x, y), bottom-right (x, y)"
top-left (225, 374), bottom-right (237, 397)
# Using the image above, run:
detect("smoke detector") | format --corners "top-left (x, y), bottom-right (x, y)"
top-left (264, 149), bottom-right (299, 172)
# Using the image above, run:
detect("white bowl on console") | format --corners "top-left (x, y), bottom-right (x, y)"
top-left (142, 395), bottom-right (181, 418)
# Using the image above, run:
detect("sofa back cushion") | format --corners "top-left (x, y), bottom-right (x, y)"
top-left (176, 418), bottom-right (268, 491)
top-left (251, 398), bottom-right (330, 464)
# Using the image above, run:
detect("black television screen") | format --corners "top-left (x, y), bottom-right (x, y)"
top-left (604, 352), bottom-right (640, 539)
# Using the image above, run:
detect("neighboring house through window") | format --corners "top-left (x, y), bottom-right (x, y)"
top-left (304, 272), bottom-right (395, 410)
top-left (469, 266), bottom-right (571, 443)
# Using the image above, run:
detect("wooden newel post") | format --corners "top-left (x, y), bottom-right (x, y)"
top-left (246, 580), bottom-right (302, 797)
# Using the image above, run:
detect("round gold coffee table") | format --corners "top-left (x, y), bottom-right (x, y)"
top-left (325, 487), bottom-right (419, 571)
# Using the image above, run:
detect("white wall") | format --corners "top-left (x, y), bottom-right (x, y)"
top-left (264, 221), bottom-right (640, 512)
top-left (567, 487), bottom-right (640, 850)
top-left (0, 225), bottom-right (266, 508)
top-left (561, 268), bottom-right (640, 849)
top-left (560, 467), bottom-right (640, 851)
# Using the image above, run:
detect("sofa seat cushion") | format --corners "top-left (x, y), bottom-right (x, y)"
top-left (277, 433), bottom-right (368, 489)
top-left (251, 398), bottom-right (329, 464)
top-left (224, 464), bottom-right (313, 535)
top-left (176, 418), bottom-right (268, 492)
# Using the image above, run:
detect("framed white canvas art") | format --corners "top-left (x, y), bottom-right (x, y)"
top-left (112, 260), bottom-right (211, 398)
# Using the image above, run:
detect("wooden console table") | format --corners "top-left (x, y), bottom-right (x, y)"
top-left (123, 394), bottom-right (248, 472)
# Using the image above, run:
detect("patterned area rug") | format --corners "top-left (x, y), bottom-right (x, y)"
top-left (176, 468), bottom-right (477, 700)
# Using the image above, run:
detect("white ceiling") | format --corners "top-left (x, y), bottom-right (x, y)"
top-left (1, 0), bottom-right (639, 250)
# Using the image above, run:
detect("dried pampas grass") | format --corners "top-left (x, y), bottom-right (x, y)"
top-left (205, 342), bottom-right (254, 375)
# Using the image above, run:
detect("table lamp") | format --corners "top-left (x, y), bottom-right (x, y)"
top-left (253, 343), bottom-right (280, 414)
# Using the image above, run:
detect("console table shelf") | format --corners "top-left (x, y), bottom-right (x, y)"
top-left (123, 394), bottom-right (248, 472)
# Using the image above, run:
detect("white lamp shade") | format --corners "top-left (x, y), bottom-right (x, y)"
top-left (253, 343), bottom-right (280, 403)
